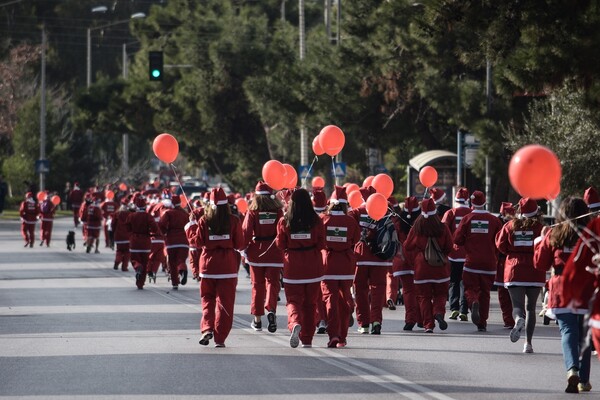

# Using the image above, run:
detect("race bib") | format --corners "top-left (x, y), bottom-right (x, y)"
top-left (454, 215), bottom-right (463, 229)
top-left (326, 226), bottom-right (348, 242)
top-left (258, 212), bottom-right (276, 225)
top-left (291, 232), bottom-right (311, 240)
top-left (470, 220), bottom-right (489, 234)
top-left (514, 230), bottom-right (534, 247)
top-left (563, 246), bottom-right (574, 254)
top-left (209, 234), bottom-right (231, 241)
top-left (359, 214), bottom-right (375, 229)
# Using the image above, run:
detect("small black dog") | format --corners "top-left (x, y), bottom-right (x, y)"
top-left (66, 230), bottom-right (76, 251)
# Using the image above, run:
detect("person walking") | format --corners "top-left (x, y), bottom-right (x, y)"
top-left (101, 195), bottom-right (117, 248)
top-left (69, 183), bottom-right (83, 228)
top-left (126, 196), bottom-right (161, 290)
top-left (38, 192), bottom-right (56, 247)
top-left (276, 188), bottom-right (326, 348)
top-left (242, 181), bottom-right (285, 333)
top-left (111, 199), bottom-right (131, 271)
top-left (19, 192), bottom-right (39, 247)
top-left (496, 202), bottom-right (516, 329)
top-left (534, 197), bottom-right (593, 393)
top-left (159, 194), bottom-right (190, 290)
top-left (496, 197), bottom-right (545, 353)
top-left (85, 194), bottom-right (103, 254)
top-left (187, 187), bottom-right (244, 348)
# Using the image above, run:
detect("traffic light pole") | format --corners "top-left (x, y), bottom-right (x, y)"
top-left (122, 43), bottom-right (129, 174)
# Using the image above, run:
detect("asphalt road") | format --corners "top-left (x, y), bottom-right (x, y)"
top-left (0, 216), bottom-right (598, 399)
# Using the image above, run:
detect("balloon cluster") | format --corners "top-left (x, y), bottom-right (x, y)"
top-left (262, 160), bottom-right (298, 191)
top-left (312, 125), bottom-right (345, 157)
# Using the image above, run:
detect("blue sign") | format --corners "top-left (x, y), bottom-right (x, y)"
top-left (35, 159), bottom-right (50, 174)
top-left (298, 165), bottom-right (312, 179)
top-left (333, 162), bottom-right (346, 178)
top-left (374, 164), bottom-right (388, 174)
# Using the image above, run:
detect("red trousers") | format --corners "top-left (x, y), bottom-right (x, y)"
top-left (462, 271), bottom-right (495, 328)
top-left (321, 279), bottom-right (353, 343)
top-left (148, 242), bottom-right (165, 274)
top-left (103, 222), bottom-right (111, 247)
top-left (130, 251), bottom-right (150, 289)
top-left (386, 268), bottom-right (399, 302)
top-left (167, 247), bottom-right (189, 285)
top-left (114, 243), bottom-right (130, 271)
top-left (354, 266), bottom-right (387, 327)
top-left (415, 281), bottom-right (449, 330)
top-left (250, 266), bottom-right (281, 316)
top-left (497, 284), bottom-right (515, 327)
top-left (189, 248), bottom-right (200, 277)
top-left (284, 282), bottom-right (320, 346)
top-left (72, 207), bottom-right (80, 227)
top-left (21, 222), bottom-right (35, 245)
top-left (200, 278), bottom-right (238, 345)
top-left (40, 220), bottom-right (53, 245)
top-left (399, 274), bottom-right (422, 325)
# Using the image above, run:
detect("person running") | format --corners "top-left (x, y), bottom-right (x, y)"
top-left (496, 202), bottom-right (516, 329)
top-left (404, 198), bottom-right (453, 333)
top-left (126, 196), bottom-right (161, 290)
top-left (242, 181), bottom-right (285, 333)
top-left (159, 194), bottom-right (190, 290)
top-left (276, 188), bottom-right (326, 348)
top-left (100, 194), bottom-right (117, 248)
top-left (496, 197), bottom-right (545, 353)
top-left (187, 187), bottom-right (244, 348)
top-left (111, 199), bottom-right (131, 271)
top-left (320, 186), bottom-right (361, 348)
top-left (85, 194), bottom-right (103, 254)
top-left (453, 191), bottom-right (502, 332)
top-left (19, 192), bottom-right (39, 247)
top-left (534, 197), bottom-right (593, 393)
top-left (38, 192), bottom-right (56, 247)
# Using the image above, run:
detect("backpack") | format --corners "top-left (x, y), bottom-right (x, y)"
top-left (40, 200), bottom-right (52, 214)
top-left (424, 236), bottom-right (447, 267)
top-left (369, 215), bottom-right (400, 261)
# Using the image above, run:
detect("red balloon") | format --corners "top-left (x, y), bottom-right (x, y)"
top-left (37, 191), bottom-right (45, 202)
top-left (262, 160), bottom-right (287, 191)
top-left (180, 196), bottom-right (189, 209)
top-left (283, 164), bottom-right (298, 189)
top-left (509, 145), bottom-right (562, 199)
top-left (318, 125), bottom-right (345, 156)
top-left (51, 195), bottom-right (61, 206)
top-left (119, 183), bottom-right (127, 192)
top-left (372, 173), bottom-right (394, 199)
top-left (153, 133), bottom-right (179, 163)
top-left (346, 183), bottom-right (360, 194)
top-left (348, 190), bottom-right (363, 209)
top-left (312, 176), bottom-right (325, 188)
top-left (366, 193), bottom-right (388, 221)
top-left (236, 198), bottom-right (248, 214)
top-left (312, 136), bottom-right (325, 156)
top-left (419, 166), bottom-right (438, 188)
top-left (363, 176), bottom-right (374, 187)
top-left (105, 190), bottom-right (115, 200)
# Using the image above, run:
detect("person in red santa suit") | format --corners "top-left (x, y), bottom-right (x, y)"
top-left (187, 187), bottom-right (244, 347)
top-left (583, 186), bottom-right (600, 214)
top-left (19, 192), bottom-right (39, 247)
top-left (79, 194), bottom-right (91, 244)
top-left (111, 198), bottom-right (131, 271)
top-left (312, 187), bottom-right (329, 334)
top-left (404, 198), bottom-right (453, 333)
top-left (38, 192), bottom-right (56, 247)
top-left (148, 192), bottom-right (170, 279)
top-left (320, 186), bottom-right (361, 348)
top-left (441, 187), bottom-right (471, 321)
top-left (349, 185), bottom-right (392, 335)
top-left (496, 197), bottom-right (545, 353)
top-left (386, 196), bottom-right (401, 311)
top-left (100, 194), bottom-right (117, 248)
top-left (453, 191), bottom-right (502, 332)
top-left (534, 197), bottom-right (593, 393)
top-left (242, 181), bottom-right (285, 333)
top-left (85, 194), bottom-right (103, 254)
top-left (430, 187), bottom-right (451, 217)
top-left (68, 182), bottom-right (83, 227)
top-left (186, 199), bottom-right (205, 281)
top-left (159, 194), bottom-right (190, 290)
top-left (276, 188), bottom-right (326, 348)
top-left (495, 202), bottom-right (516, 329)
top-left (126, 196), bottom-right (161, 290)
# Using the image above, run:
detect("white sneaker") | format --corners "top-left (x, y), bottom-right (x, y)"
top-left (357, 325), bottom-right (369, 334)
top-left (523, 343), bottom-right (533, 353)
top-left (290, 324), bottom-right (301, 348)
top-left (510, 317), bottom-right (525, 343)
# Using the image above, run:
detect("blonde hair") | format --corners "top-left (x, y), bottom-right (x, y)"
top-left (248, 194), bottom-right (283, 212)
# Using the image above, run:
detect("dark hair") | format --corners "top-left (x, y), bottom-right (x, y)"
top-left (248, 194), bottom-right (283, 212)
top-left (411, 214), bottom-right (444, 237)
top-left (284, 188), bottom-right (318, 233)
top-left (325, 202), bottom-right (348, 215)
top-left (512, 210), bottom-right (543, 230)
top-left (205, 203), bottom-right (231, 235)
top-left (550, 197), bottom-right (590, 248)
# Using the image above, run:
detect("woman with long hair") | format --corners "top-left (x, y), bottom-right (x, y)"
top-left (496, 197), bottom-right (545, 353)
top-left (242, 181), bottom-right (285, 333)
top-left (187, 187), bottom-right (244, 348)
top-left (276, 188), bottom-right (326, 348)
top-left (534, 197), bottom-right (592, 392)
top-left (404, 198), bottom-right (453, 333)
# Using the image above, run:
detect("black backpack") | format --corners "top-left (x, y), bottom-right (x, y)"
top-left (369, 215), bottom-right (400, 260)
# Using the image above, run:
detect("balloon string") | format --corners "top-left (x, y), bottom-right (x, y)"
top-left (549, 210), bottom-right (600, 228)
top-left (551, 204), bottom-right (600, 255)
top-left (301, 156), bottom-right (318, 188)
top-left (331, 156), bottom-right (338, 187)
top-left (169, 163), bottom-right (192, 214)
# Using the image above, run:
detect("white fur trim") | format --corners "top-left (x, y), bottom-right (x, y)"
top-left (255, 191), bottom-right (271, 195)
top-left (434, 192), bottom-right (446, 204)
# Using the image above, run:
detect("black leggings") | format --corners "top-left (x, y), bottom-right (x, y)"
top-left (507, 286), bottom-right (541, 342)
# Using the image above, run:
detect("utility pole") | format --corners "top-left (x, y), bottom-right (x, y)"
top-left (485, 58), bottom-right (492, 211)
top-left (39, 25), bottom-right (47, 191)
top-left (122, 43), bottom-right (129, 174)
top-left (299, 0), bottom-right (308, 166)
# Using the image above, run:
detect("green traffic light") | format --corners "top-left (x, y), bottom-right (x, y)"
top-left (152, 69), bottom-right (161, 78)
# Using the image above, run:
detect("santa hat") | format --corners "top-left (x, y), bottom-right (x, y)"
top-left (193, 199), bottom-right (203, 209)
top-left (74, 182), bottom-right (80, 189)
top-left (519, 197), bottom-right (538, 218)
top-left (404, 196), bottom-right (420, 219)
top-left (171, 194), bottom-right (181, 206)
top-left (255, 181), bottom-right (274, 198)
top-left (210, 187), bottom-right (228, 207)
top-left (584, 187), bottom-right (600, 210)
top-left (312, 188), bottom-right (327, 212)
top-left (359, 186), bottom-right (376, 203)
top-left (421, 198), bottom-right (437, 218)
top-left (135, 196), bottom-right (146, 210)
top-left (500, 202), bottom-right (515, 216)
top-left (227, 194), bottom-right (236, 205)
top-left (25, 192), bottom-right (33, 199)
top-left (429, 188), bottom-right (446, 204)
top-left (203, 192), bottom-right (211, 202)
top-left (455, 187), bottom-right (470, 204)
top-left (161, 189), bottom-right (171, 200)
top-left (388, 196), bottom-right (398, 207)
top-left (328, 185), bottom-right (348, 205)
top-left (470, 191), bottom-right (486, 207)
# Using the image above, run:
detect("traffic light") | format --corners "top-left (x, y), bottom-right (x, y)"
top-left (149, 51), bottom-right (163, 81)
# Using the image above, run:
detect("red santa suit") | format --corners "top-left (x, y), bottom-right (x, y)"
top-left (276, 208), bottom-right (326, 347)
top-left (19, 193), bottom-right (39, 247)
top-left (320, 186), bottom-right (361, 347)
top-left (188, 188), bottom-right (244, 346)
top-left (386, 199), bottom-right (402, 308)
top-left (100, 199), bottom-right (117, 247)
top-left (242, 182), bottom-right (285, 323)
top-left (496, 202), bottom-right (516, 328)
top-left (186, 204), bottom-right (205, 279)
top-left (85, 199), bottom-right (103, 243)
top-left (69, 185), bottom-right (84, 227)
top-left (158, 195), bottom-right (190, 287)
top-left (126, 197), bottom-right (161, 289)
top-left (148, 199), bottom-right (169, 277)
top-left (111, 203), bottom-right (131, 271)
top-left (403, 199), bottom-right (453, 332)
top-left (453, 192), bottom-right (502, 330)
top-left (38, 197), bottom-right (56, 247)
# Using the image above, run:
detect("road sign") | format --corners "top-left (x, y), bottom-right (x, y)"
top-left (464, 148), bottom-right (478, 166)
top-left (374, 164), bottom-right (388, 174)
top-left (35, 159), bottom-right (50, 174)
top-left (333, 162), bottom-right (346, 178)
top-left (298, 165), bottom-right (312, 179)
